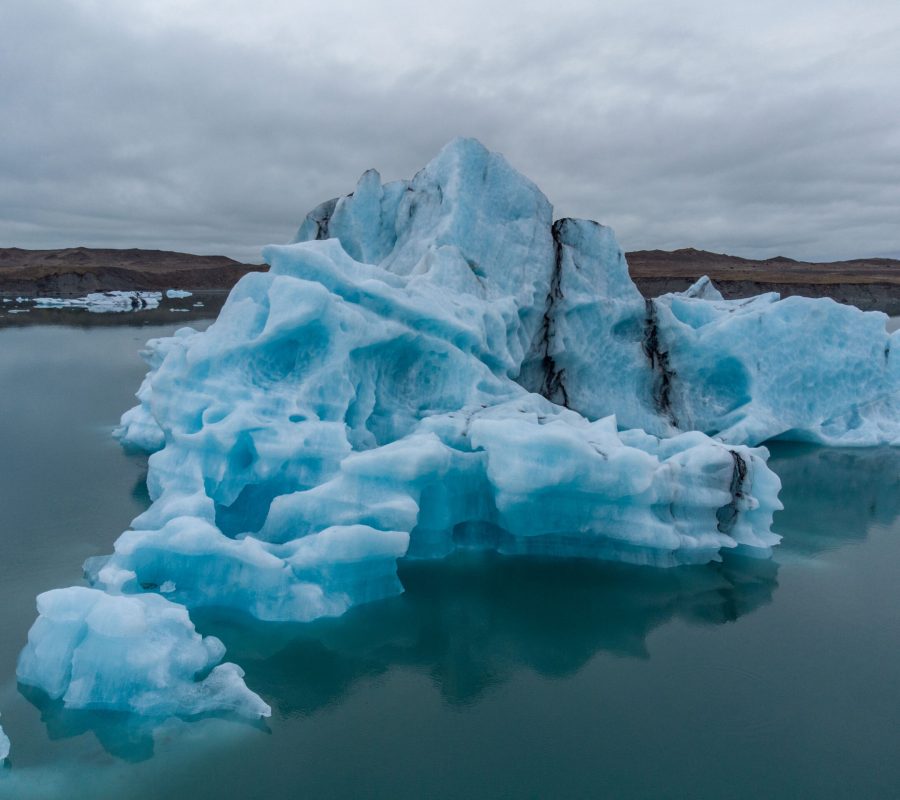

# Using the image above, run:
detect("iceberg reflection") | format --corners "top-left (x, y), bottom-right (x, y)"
top-left (769, 443), bottom-right (900, 553)
top-left (196, 550), bottom-right (778, 716)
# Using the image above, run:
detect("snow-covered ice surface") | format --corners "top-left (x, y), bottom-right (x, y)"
top-left (16, 138), bottom-right (899, 725)
top-left (31, 291), bottom-right (162, 313)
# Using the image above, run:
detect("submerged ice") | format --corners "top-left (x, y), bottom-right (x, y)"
top-left (17, 138), bottom-right (899, 721)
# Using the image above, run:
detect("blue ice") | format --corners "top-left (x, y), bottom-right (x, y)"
top-left (16, 138), bottom-right (899, 723)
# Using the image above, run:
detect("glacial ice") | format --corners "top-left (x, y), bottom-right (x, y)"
top-left (32, 291), bottom-right (162, 313)
top-left (0, 716), bottom-right (8, 761)
top-left (17, 587), bottom-right (270, 719)
top-left (517, 219), bottom-right (900, 445)
top-left (18, 137), bottom-right (899, 720)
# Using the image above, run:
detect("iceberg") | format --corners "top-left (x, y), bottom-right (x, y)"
top-left (18, 138), bottom-right (898, 720)
top-left (32, 291), bottom-right (162, 313)
top-left (17, 587), bottom-right (270, 719)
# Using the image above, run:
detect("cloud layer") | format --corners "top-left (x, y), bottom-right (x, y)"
top-left (2, 0), bottom-right (899, 262)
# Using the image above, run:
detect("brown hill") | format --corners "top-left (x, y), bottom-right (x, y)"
top-left (627, 248), bottom-right (900, 314)
top-left (0, 247), bottom-right (265, 294)
top-left (1, 245), bottom-right (898, 314)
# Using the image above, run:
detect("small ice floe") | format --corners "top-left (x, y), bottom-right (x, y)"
top-left (170, 308), bottom-right (189, 312)
top-left (166, 289), bottom-right (193, 299)
top-left (2, 298), bottom-right (11, 303)
top-left (17, 587), bottom-right (270, 720)
top-left (0, 713), bottom-right (9, 761)
top-left (7, 309), bottom-right (29, 314)
top-left (32, 291), bottom-right (162, 313)
top-left (192, 302), bottom-right (205, 307)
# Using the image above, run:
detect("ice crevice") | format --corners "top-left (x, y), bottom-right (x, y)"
top-left (15, 137), bottom-right (899, 723)
top-left (536, 220), bottom-right (571, 408)
top-left (642, 298), bottom-right (678, 428)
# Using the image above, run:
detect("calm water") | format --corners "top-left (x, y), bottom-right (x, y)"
top-left (0, 322), bottom-right (899, 799)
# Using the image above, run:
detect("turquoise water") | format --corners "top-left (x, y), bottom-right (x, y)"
top-left (0, 323), bottom-right (899, 799)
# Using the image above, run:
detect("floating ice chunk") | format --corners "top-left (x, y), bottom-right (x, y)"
top-left (679, 275), bottom-right (725, 301)
top-left (32, 291), bottom-right (162, 313)
top-left (0, 715), bottom-right (8, 761)
top-left (166, 289), bottom-right (193, 299)
top-left (17, 587), bottom-right (270, 719)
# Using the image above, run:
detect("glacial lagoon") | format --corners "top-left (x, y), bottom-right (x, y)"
top-left (0, 319), bottom-right (898, 799)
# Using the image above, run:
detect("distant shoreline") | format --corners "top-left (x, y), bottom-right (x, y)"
top-left (628, 247), bottom-right (900, 314)
top-left (2, 245), bottom-right (899, 315)
top-left (0, 247), bottom-right (265, 295)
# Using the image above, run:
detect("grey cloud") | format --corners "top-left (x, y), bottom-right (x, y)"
top-left (1, 0), bottom-right (899, 263)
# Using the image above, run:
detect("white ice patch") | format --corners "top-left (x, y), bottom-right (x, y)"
top-left (166, 289), bottom-right (193, 299)
top-left (32, 291), bottom-right (162, 313)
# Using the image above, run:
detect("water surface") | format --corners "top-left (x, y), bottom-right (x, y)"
top-left (0, 322), bottom-right (898, 799)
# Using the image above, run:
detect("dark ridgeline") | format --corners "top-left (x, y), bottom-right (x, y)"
top-left (1, 245), bottom-right (898, 314)
top-left (0, 247), bottom-right (266, 295)
top-left (628, 247), bottom-right (900, 314)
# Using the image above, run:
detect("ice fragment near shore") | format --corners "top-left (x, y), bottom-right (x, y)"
top-left (32, 291), bottom-right (162, 313)
top-left (17, 587), bottom-right (270, 719)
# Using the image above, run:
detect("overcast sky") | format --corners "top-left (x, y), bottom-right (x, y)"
top-left (2, 0), bottom-right (899, 263)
